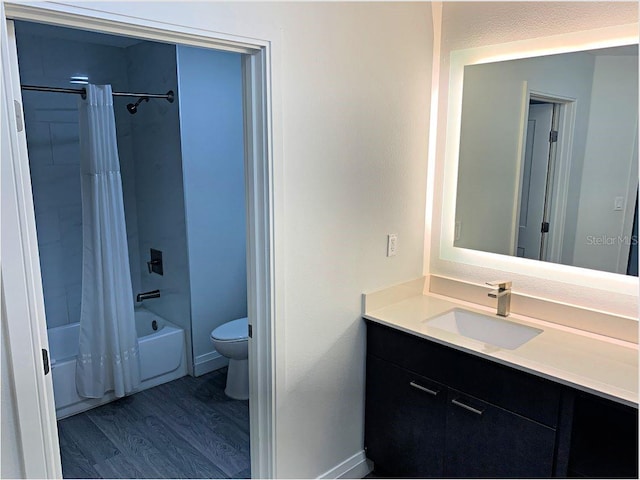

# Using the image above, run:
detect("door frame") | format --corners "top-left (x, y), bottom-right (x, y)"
top-left (1, 10), bottom-right (61, 478)
top-left (1, 2), bottom-right (277, 478)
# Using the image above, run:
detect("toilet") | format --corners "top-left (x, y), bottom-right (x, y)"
top-left (210, 317), bottom-right (249, 400)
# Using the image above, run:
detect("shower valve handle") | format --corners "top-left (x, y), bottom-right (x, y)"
top-left (147, 259), bottom-right (161, 274)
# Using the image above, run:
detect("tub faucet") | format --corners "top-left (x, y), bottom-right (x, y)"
top-left (137, 289), bottom-right (160, 302)
top-left (486, 280), bottom-right (511, 317)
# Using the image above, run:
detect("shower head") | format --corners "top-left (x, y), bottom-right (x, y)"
top-left (126, 96), bottom-right (149, 115)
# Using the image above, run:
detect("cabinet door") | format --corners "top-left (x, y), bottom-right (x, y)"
top-left (568, 393), bottom-right (638, 478)
top-left (365, 355), bottom-right (446, 477)
top-left (444, 389), bottom-right (556, 478)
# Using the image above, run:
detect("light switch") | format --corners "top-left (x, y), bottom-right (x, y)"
top-left (387, 234), bottom-right (398, 257)
top-left (614, 197), bottom-right (624, 211)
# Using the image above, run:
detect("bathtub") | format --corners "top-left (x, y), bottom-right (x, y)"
top-left (48, 308), bottom-right (187, 419)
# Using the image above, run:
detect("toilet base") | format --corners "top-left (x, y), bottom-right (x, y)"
top-left (225, 358), bottom-right (249, 400)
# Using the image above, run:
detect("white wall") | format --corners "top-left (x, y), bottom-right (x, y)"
top-left (572, 53), bottom-right (639, 273)
top-left (176, 45), bottom-right (247, 374)
top-left (263, 5), bottom-right (431, 476)
top-left (22, 2), bottom-right (431, 477)
top-left (430, 1), bottom-right (639, 317)
top-left (455, 52), bottom-right (595, 255)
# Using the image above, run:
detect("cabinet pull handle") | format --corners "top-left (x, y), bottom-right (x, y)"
top-left (409, 381), bottom-right (439, 396)
top-left (452, 398), bottom-right (484, 416)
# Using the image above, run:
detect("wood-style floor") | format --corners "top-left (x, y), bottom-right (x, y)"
top-left (57, 368), bottom-right (251, 479)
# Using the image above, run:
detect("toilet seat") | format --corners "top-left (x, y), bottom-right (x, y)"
top-left (210, 317), bottom-right (248, 342)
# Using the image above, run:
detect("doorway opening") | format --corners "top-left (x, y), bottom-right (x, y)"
top-left (3, 9), bottom-right (274, 479)
top-left (517, 97), bottom-right (560, 260)
top-left (516, 92), bottom-right (576, 264)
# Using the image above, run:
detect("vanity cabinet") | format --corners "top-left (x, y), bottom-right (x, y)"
top-left (366, 353), bottom-right (555, 478)
top-left (364, 320), bottom-right (638, 478)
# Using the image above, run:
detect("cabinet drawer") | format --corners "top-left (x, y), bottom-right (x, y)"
top-left (367, 320), bottom-right (561, 427)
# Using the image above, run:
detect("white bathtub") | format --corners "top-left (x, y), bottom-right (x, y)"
top-left (48, 308), bottom-right (187, 419)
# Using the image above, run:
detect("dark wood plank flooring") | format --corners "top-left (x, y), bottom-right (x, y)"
top-left (57, 368), bottom-right (250, 479)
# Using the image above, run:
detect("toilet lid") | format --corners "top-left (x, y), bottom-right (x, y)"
top-left (211, 317), bottom-right (248, 341)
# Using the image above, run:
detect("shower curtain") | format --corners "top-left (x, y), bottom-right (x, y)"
top-left (76, 84), bottom-right (141, 399)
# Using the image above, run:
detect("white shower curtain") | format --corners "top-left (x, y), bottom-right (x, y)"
top-left (76, 84), bottom-right (141, 399)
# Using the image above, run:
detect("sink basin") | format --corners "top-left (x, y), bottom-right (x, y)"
top-left (424, 308), bottom-right (542, 350)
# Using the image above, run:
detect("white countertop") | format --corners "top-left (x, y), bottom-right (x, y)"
top-left (364, 292), bottom-right (638, 407)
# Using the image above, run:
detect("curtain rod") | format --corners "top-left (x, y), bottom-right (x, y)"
top-left (21, 85), bottom-right (174, 103)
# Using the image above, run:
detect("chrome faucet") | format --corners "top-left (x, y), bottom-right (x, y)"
top-left (487, 280), bottom-right (511, 317)
top-left (136, 289), bottom-right (160, 302)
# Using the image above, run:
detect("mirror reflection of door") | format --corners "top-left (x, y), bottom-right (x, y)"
top-left (517, 101), bottom-right (557, 260)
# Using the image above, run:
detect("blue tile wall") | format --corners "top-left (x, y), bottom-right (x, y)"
top-left (15, 23), bottom-right (142, 328)
top-left (125, 42), bottom-right (193, 369)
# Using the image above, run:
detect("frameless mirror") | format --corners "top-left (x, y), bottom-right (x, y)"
top-left (453, 44), bottom-right (638, 276)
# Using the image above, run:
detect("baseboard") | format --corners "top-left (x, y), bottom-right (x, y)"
top-left (318, 450), bottom-right (372, 479)
top-left (194, 350), bottom-right (228, 377)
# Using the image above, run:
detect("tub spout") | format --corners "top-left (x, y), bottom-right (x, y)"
top-left (136, 290), bottom-right (160, 302)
